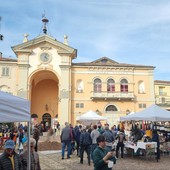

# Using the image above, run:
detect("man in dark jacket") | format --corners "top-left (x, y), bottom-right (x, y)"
top-left (60, 122), bottom-right (73, 159)
top-left (116, 129), bottom-right (126, 158)
top-left (79, 127), bottom-right (92, 165)
top-left (0, 140), bottom-right (23, 170)
top-left (152, 130), bottom-right (160, 161)
top-left (33, 126), bottom-right (40, 152)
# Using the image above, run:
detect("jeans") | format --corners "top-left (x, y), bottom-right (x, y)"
top-left (116, 142), bottom-right (124, 158)
top-left (90, 144), bottom-right (97, 161)
top-left (80, 145), bottom-right (90, 165)
top-left (61, 141), bottom-right (71, 158)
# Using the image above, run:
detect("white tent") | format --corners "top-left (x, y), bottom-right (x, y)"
top-left (0, 91), bottom-right (31, 170)
top-left (120, 104), bottom-right (170, 122)
top-left (0, 91), bottom-right (30, 122)
top-left (76, 110), bottom-right (107, 125)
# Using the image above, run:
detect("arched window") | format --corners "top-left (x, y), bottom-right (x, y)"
top-left (105, 105), bottom-right (118, 111)
top-left (107, 79), bottom-right (115, 92)
top-left (76, 79), bottom-right (84, 92)
top-left (31, 114), bottom-right (38, 118)
top-left (138, 81), bottom-right (145, 93)
top-left (94, 78), bottom-right (102, 92)
top-left (120, 79), bottom-right (128, 92)
top-left (0, 85), bottom-right (10, 93)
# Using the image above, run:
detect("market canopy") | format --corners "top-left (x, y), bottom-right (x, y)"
top-left (0, 91), bottom-right (30, 122)
top-left (120, 104), bottom-right (170, 122)
top-left (76, 110), bottom-right (107, 125)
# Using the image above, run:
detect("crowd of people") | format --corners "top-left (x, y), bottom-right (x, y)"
top-left (60, 121), bottom-right (166, 169)
top-left (0, 123), bottom-right (41, 170)
top-left (0, 120), bottom-right (166, 170)
top-left (60, 122), bottom-right (123, 169)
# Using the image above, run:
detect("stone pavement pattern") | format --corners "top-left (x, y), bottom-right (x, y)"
top-left (39, 151), bottom-right (170, 170)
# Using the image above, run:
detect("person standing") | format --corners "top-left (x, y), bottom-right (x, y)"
top-left (20, 138), bottom-right (41, 170)
top-left (90, 125), bottom-right (100, 161)
top-left (60, 122), bottom-right (72, 159)
top-left (79, 127), bottom-right (92, 165)
top-left (102, 124), bottom-right (115, 152)
top-left (0, 139), bottom-right (23, 170)
top-left (152, 130), bottom-right (160, 161)
top-left (33, 126), bottom-right (40, 152)
top-left (93, 135), bottom-right (116, 170)
top-left (116, 129), bottom-right (126, 158)
top-left (18, 127), bottom-right (24, 154)
top-left (74, 125), bottom-right (82, 156)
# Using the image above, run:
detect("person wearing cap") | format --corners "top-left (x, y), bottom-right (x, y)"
top-left (0, 139), bottom-right (23, 170)
top-left (93, 135), bottom-right (116, 170)
top-left (20, 138), bottom-right (41, 170)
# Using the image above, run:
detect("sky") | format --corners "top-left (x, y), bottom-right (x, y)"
top-left (0, 0), bottom-right (170, 81)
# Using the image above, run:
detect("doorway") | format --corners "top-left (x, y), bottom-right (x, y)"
top-left (42, 113), bottom-right (51, 131)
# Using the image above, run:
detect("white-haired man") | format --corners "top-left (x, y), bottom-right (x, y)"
top-left (20, 138), bottom-right (41, 170)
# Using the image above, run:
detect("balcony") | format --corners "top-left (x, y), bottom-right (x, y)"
top-left (155, 97), bottom-right (170, 106)
top-left (91, 91), bottom-right (135, 101)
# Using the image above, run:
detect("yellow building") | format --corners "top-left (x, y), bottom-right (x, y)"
top-left (0, 19), bottom-right (156, 127)
top-left (155, 80), bottom-right (170, 111)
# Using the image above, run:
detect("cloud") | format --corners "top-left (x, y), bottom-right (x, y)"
top-left (1, 0), bottom-right (170, 81)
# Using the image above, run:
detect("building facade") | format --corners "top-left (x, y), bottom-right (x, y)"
top-left (155, 80), bottom-right (170, 111)
top-left (0, 32), bottom-right (156, 127)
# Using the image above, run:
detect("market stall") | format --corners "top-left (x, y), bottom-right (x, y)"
top-left (76, 110), bottom-right (107, 125)
top-left (120, 104), bottom-right (170, 122)
top-left (0, 91), bottom-right (31, 170)
top-left (119, 104), bottom-right (170, 160)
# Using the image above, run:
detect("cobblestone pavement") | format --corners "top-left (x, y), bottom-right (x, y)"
top-left (39, 151), bottom-right (170, 170)
top-left (39, 151), bottom-right (93, 170)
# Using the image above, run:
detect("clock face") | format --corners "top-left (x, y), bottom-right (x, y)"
top-left (40, 52), bottom-right (50, 62)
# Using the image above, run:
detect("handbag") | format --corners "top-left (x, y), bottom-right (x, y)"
top-left (22, 136), bottom-right (28, 143)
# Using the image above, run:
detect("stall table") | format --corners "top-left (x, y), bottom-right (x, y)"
top-left (125, 141), bottom-right (157, 159)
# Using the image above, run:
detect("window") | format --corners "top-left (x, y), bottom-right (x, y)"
top-left (76, 103), bottom-right (84, 108)
top-left (105, 105), bottom-right (118, 111)
top-left (139, 104), bottom-right (146, 108)
top-left (0, 85), bottom-right (10, 92)
top-left (107, 79), bottom-right (115, 92)
top-left (120, 79), bottom-right (128, 92)
top-left (2, 67), bottom-right (9, 76)
top-left (159, 87), bottom-right (165, 96)
top-left (94, 78), bottom-right (102, 93)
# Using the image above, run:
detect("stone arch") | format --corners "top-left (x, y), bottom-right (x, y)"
top-left (29, 69), bottom-right (59, 124)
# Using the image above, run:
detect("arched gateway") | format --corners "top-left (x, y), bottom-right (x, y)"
top-left (29, 70), bottom-right (59, 128)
